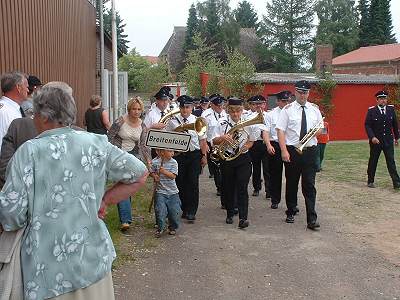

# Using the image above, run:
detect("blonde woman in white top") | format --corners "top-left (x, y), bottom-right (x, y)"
top-left (108, 97), bottom-right (149, 230)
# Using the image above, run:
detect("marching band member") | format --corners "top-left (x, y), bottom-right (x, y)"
top-left (193, 96), bottom-right (210, 117)
top-left (211, 97), bottom-right (258, 229)
top-left (166, 95), bottom-right (208, 223)
top-left (276, 80), bottom-right (322, 230)
top-left (263, 91), bottom-right (291, 209)
top-left (247, 95), bottom-right (270, 199)
top-left (202, 95), bottom-right (227, 198)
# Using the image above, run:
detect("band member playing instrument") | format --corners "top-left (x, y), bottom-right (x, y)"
top-left (247, 95), bottom-right (270, 199)
top-left (276, 80), bottom-right (322, 230)
top-left (166, 95), bottom-right (208, 223)
top-left (144, 87), bottom-right (173, 130)
top-left (263, 91), bottom-right (291, 209)
top-left (202, 95), bottom-right (227, 198)
top-left (211, 97), bottom-right (258, 229)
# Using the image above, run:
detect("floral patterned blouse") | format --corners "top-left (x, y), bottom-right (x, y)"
top-left (0, 127), bottom-right (147, 299)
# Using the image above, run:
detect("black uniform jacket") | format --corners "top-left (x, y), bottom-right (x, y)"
top-left (365, 105), bottom-right (399, 146)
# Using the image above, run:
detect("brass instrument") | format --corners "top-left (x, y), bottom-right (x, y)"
top-left (174, 117), bottom-right (208, 136)
top-left (211, 111), bottom-right (265, 162)
top-left (159, 107), bottom-right (180, 124)
top-left (295, 117), bottom-right (325, 154)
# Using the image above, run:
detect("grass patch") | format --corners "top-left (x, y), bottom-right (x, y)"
top-left (104, 178), bottom-right (157, 268)
top-left (322, 141), bottom-right (400, 188)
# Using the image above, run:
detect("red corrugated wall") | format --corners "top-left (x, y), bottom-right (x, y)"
top-left (261, 83), bottom-right (393, 141)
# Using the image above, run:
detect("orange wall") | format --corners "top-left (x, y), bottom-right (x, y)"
top-left (261, 83), bottom-right (392, 141)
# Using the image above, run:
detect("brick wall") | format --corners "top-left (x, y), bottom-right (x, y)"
top-left (315, 45), bottom-right (333, 72)
top-left (333, 61), bottom-right (400, 75)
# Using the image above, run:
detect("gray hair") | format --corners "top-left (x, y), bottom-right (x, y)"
top-left (33, 84), bottom-right (77, 126)
top-left (43, 81), bottom-right (73, 96)
top-left (1, 71), bottom-right (26, 93)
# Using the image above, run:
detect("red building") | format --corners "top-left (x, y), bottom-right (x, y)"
top-left (332, 43), bottom-right (400, 75)
top-left (251, 73), bottom-right (399, 141)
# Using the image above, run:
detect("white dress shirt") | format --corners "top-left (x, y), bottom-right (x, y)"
top-left (276, 100), bottom-right (322, 146)
top-left (0, 96), bottom-right (23, 152)
top-left (143, 106), bottom-right (167, 128)
top-left (246, 110), bottom-right (268, 141)
top-left (201, 108), bottom-right (227, 143)
top-left (165, 114), bottom-right (206, 151)
top-left (265, 107), bottom-right (284, 142)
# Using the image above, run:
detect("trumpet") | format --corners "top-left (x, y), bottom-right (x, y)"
top-left (159, 107), bottom-right (180, 124)
top-left (295, 117), bottom-right (325, 154)
top-left (174, 117), bottom-right (208, 136)
top-left (211, 111), bottom-right (265, 161)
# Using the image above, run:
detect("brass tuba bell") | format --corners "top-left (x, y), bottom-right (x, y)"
top-left (174, 117), bottom-right (208, 136)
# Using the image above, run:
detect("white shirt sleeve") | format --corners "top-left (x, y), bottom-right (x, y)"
top-left (276, 108), bottom-right (289, 132)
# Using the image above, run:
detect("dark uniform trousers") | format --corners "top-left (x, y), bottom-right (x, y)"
top-left (284, 145), bottom-right (318, 224)
top-left (221, 153), bottom-right (252, 220)
top-left (249, 140), bottom-right (270, 195)
top-left (207, 141), bottom-right (222, 192)
top-left (175, 150), bottom-right (201, 216)
top-left (367, 143), bottom-right (400, 186)
top-left (268, 141), bottom-right (283, 205)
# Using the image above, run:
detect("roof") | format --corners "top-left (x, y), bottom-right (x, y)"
top-left (142, 56), bottom-right (159, 65)
top-left (332, 43), bottom-right (400, 65)
top-left (251, 73), bottom-right (400, 85)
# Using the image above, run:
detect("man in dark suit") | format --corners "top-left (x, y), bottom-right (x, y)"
top-left (365, 90), bottom-right (400, 189)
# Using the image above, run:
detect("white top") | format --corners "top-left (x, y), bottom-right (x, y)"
top-left (0, 96), bottom-right (23, 152)
top-left (119, 122), bottom-right (142, 152)
top-left (201, 108), bottom-right (227, 142)
top-left (165, 114), bottom-right (206, 151)
top-left (144, 106), bottom-right (166, 128)
top-left (265, 107), bottom-right (284, 142)
top-left (276, 100), bottom-right (322, 146)
top-left (210, 115), bottom-right (258, 154)
top-left (246, 110), bottom-right (268, 141)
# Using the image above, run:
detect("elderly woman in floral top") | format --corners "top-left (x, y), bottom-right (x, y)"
top-left (0, 85), bottom-right (148, 299)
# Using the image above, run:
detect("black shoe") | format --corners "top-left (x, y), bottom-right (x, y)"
top-left (217, 190), bottom-right (221, 196)
top-left (186, 214), bottom-right (196, 223)
top-left (307, 222), bottom-right (320, 230)
top-left (367, 182), bottom-right (375, 188)
top-left (393, 184), bottom-right (400, 190)
top-left (226, 217), bottom-right (233, 224)
top-left (238, 219), bottom-right (249, 229)
top-left (271, 203), bottom-right (278, 209)
top-left (233, 208), bottom-right (239, 215)
top-left (252, 190), bottom-right (259, 196)
top-left (285, 215), bottom-right (294, 223)
top-left (293, 207), bottom-right (299, 215)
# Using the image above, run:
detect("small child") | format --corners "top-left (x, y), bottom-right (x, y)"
top-left (150, 149), bottom-right (182, 237)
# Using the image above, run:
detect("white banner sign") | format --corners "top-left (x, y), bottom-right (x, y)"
top-left (145, 129), bottom-right (191, 152)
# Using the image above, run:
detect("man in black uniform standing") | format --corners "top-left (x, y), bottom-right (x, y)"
top-left (365, 90), bottom-right (400, 189)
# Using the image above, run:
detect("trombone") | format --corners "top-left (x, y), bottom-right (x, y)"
top-left (174, 117), bottom-right (208, 136)
top-left (295, 117), bottom-right (325, 154)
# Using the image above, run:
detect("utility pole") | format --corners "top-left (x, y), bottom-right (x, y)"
top-left (99, 0), bottom-right (105, 101)
top-left (111, 0), bottom-right (118, 120)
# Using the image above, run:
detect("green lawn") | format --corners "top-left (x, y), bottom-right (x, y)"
top-left (322, 141), bottom-right (400, 188)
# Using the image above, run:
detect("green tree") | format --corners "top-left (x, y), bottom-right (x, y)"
top-left (234, 1), bottom-right (260, 33)
top-left (184, 4), bottom-right (199, 53)
top-left (358, 0), bottom-right (371, 47)
top-left (368, 0), bottom-right (397, 45)
top-left (315, 0), bottom-right (359, 57)
top-left (118, 49), bottom-right (170, 92)
top-left (221, 49), bottom-right (256, 98)
top-left (261, 0), bottom-right (315, 71)
top-left (101, 8), bottom-right (129, 54)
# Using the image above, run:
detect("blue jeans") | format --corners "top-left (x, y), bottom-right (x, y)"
top-left (154, 193), bottom-right (182, 231)
top-left (117, 197), bottom-right (132, 224)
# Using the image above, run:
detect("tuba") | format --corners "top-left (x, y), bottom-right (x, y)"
top-left (174, 117), bottom-right (208, 136)
top-left (159, 107), bottom-right (180, 124)
top-left (211, 111), bottom-right (265, 162)
top-left (295, 117), bottom-right (325, 154)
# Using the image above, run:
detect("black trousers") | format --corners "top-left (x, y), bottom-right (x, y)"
top-left (268, 141), bottom-right (283, 204)
top-left (284, 146), bottom-right (318, 224)
top-left (207, 142), bottom-right (221, 192)
top-left (249, 140), bottom-right (270, 195)
top-left (367, 142), bottom-right (400, 187)
top-left (221, 153), bottom-right (252, 220)
top-left (175, 150), bottom-right (201, 216)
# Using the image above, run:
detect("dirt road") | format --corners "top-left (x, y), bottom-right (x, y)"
top-left (113, 172), bottom-right (400, 300)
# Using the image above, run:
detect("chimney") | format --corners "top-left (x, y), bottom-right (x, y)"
top-left (315, 44), bottom-right (333, 74)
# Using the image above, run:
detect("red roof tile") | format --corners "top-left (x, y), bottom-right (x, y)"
top-left (332, 43), bottom-right (400, 65)
top-left (142, 56), bottom-right (159, 65)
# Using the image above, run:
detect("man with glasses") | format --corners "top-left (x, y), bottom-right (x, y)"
top-left (276, 80), bottom-right (323, 230)
top-left (365, 90), bottom-right (400, 189)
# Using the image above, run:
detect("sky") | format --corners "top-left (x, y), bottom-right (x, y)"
top-left (115, 0), bottom-right (400, 56)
